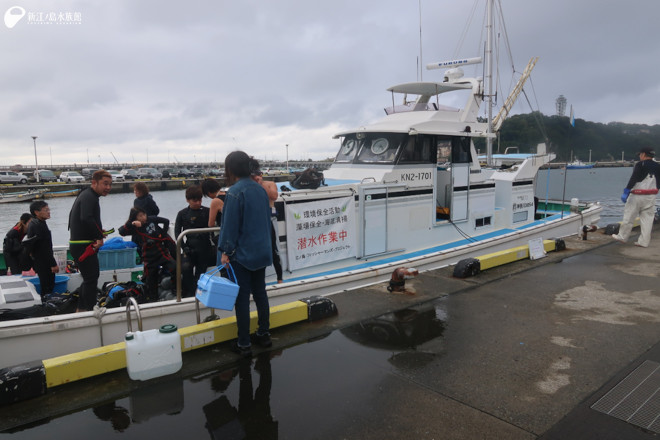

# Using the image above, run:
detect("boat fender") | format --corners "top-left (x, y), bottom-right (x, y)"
top-left (387, 267), bottom-right (419, 292)
top-left (603, 223), bottom-right (620, 236)
top-left (0, 361), bottom-right (46, 405)
top-left (300, 296), bottom-right (337, 321)
top-left (453, 258), bottom-right (480, 279)
top-left (580, 225), bottom-right (598, 241)
top-left (554, 238), bottom-right (566, 251)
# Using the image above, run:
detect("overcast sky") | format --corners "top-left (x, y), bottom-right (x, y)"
top-left (1, 0), bottom-right (659, 167)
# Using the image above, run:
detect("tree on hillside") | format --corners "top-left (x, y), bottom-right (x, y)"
top-left (492, 114), bottom-right (660, 162)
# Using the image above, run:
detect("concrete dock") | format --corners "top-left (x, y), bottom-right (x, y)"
top-left (2, 224), bottom-right (660, 438)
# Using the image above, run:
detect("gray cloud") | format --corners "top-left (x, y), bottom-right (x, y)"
top-left (1, 0), bottom-right (659, 166)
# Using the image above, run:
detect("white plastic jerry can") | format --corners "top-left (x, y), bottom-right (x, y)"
top-left (125, 324), bottom-right (182, 381)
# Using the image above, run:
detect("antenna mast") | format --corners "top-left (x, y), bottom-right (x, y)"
top-left (485, 0), bottom-right (494, 166)
top-left (419, 0), bottom-right (423, 81)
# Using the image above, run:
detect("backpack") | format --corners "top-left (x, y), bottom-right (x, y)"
top-left (0, 290), bottom-right (79, 321)
top-left (290, 168), bottom-right (326, 190)
top-left (98, 281), bottom-right (146, 308)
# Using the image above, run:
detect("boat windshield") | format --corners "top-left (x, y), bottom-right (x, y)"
top-left (335, 133), bottom-right (407, 164)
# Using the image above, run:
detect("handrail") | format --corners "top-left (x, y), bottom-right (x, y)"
top-left (125, 297), bottom-right (143, 332)
top-left (175, 227), bottom-right (220, 301)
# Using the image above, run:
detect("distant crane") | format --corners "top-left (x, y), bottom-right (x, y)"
top-left (111, 152), bottom-right (120, 166)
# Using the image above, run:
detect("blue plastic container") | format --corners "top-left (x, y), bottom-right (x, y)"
top-left (26, 274), bottom-right (69, 294)
top-left (195, 265), bottom-right (239, 311)
top-left (98, 248), bottom-right (138, 271)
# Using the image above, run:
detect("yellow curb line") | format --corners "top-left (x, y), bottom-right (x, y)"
top-left (477, 239), bottom-right (557, 271)
top-left (44, 301), bottom-right (308, 388)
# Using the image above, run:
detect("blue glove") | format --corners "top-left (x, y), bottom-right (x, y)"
top-left (621, 188), bottom-right (631, 203)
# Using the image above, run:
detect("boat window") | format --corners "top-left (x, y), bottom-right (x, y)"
top-left (475, 216), bottom-right (492, 228)
top-left (437, 139), bottom-right (452, 164)
top-left (355, 133), bottom-right (405, 163)
top-left (398, 135), bottom-right (438, 164)
top-left (451, 136), bottom-right (472, 163)
top-left (335, 137), bottom-right (359, 163)
top-left (434, 136), bottom-right (472, 164)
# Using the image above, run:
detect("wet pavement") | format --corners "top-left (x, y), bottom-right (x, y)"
top-left (2, 225), bottom-right (660, 439)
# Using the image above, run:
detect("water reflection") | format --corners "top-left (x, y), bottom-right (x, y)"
top-left (340, 302), bottom-right (447, 372)
top-left (92, 401), bottom-right (130, 432)
top-left (91, 379), bottom-right (184, 432)
top-left (204, 352), bottom-right (279, 439)
top-left (341, 302), bottom-right (446, 350)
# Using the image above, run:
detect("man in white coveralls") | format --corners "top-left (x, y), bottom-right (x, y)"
top-left (612, 146), bottom-right (660, 247)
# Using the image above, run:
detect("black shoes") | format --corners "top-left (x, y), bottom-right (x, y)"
top-left (230, 341), bottom-right (253, 358)
top-left (231, 333), bottom-right (272, 357)
top-left (255, 332), bottom-right (272, 348)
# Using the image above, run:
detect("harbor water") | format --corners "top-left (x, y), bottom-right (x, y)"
top-left (0, 167), bottom-right (635, 245)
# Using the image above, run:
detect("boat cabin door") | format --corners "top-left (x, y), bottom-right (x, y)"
top-left (358, 185), bottom-right (397, 257)
top-left (451, 163), bottom-right (469, 222)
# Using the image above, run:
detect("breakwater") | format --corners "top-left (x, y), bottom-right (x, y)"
top-left (0, 175), bottom-right (291, 196)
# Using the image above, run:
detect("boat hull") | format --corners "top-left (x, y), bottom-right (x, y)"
top-left (0, 203), bottom-right (601, 369)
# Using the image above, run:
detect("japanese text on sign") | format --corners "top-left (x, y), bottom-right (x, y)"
top-left (285, 196), bottom-right (356, 270)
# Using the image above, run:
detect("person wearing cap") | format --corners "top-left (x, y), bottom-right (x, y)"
top-left (612, 146), bottom-right (660, 247)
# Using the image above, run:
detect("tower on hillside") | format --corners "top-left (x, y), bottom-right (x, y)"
top-left (555, 95), bottom-right (567, 117)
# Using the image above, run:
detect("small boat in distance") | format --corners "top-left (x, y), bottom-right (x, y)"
top-left (566, 159), bottom-right (595, 169)
top-left (0, 188), bottom-right (47, 204)
top-left (43, 188), bottom-right (81, 199)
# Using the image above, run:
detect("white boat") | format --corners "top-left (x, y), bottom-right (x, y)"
top-left (566, 159), bottom-right (595, 169)
top-left (0, 188), bottom-right (47, 204)
top-left (0, 0), bottom-right (602, 369)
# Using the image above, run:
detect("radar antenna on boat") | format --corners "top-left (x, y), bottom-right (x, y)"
top-left (426, 57), bottom-right (482, 83)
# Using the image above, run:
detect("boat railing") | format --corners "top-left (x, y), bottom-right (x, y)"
top-left (125, 296), bottom-right (143, 332)
top-left (175, 226), bottom-right (220, 302)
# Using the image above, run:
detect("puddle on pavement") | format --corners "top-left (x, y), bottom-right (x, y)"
top-left (1, 300), bottom-right (447, 439)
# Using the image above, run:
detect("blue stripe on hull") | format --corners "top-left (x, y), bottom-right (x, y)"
top-left (272, 217), bottom-right (566, 285)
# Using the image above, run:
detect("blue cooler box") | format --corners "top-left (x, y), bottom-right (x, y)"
top-left (196, 266), bottom-right (239, 310)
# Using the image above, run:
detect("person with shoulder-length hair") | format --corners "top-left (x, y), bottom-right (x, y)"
top-left (218, 151), bottom-right (273, 357)
top-left (133, 182), bottom-right (160, 216)
top-left (69, 169), bottom-right (112, 312)
top-left (3, 213), bottom-right (32, 275)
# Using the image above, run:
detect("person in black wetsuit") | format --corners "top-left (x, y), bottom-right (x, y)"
top-left (132, 182), bottom-right (159, 257)
top-left (3, 213), bottom-right (32, 275)
top-left (24, 201), bottom-right (58, 298)
top-left (119, 207), bottom-right (175, 301)
top-left (133, 182), bottom-right (160, 216)
top-left (201, 177), bottom-right (226, 265)
top-left (175, 185), bottom-right (213, 297)
top-left (69, 170), bottom-right (113, 311)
